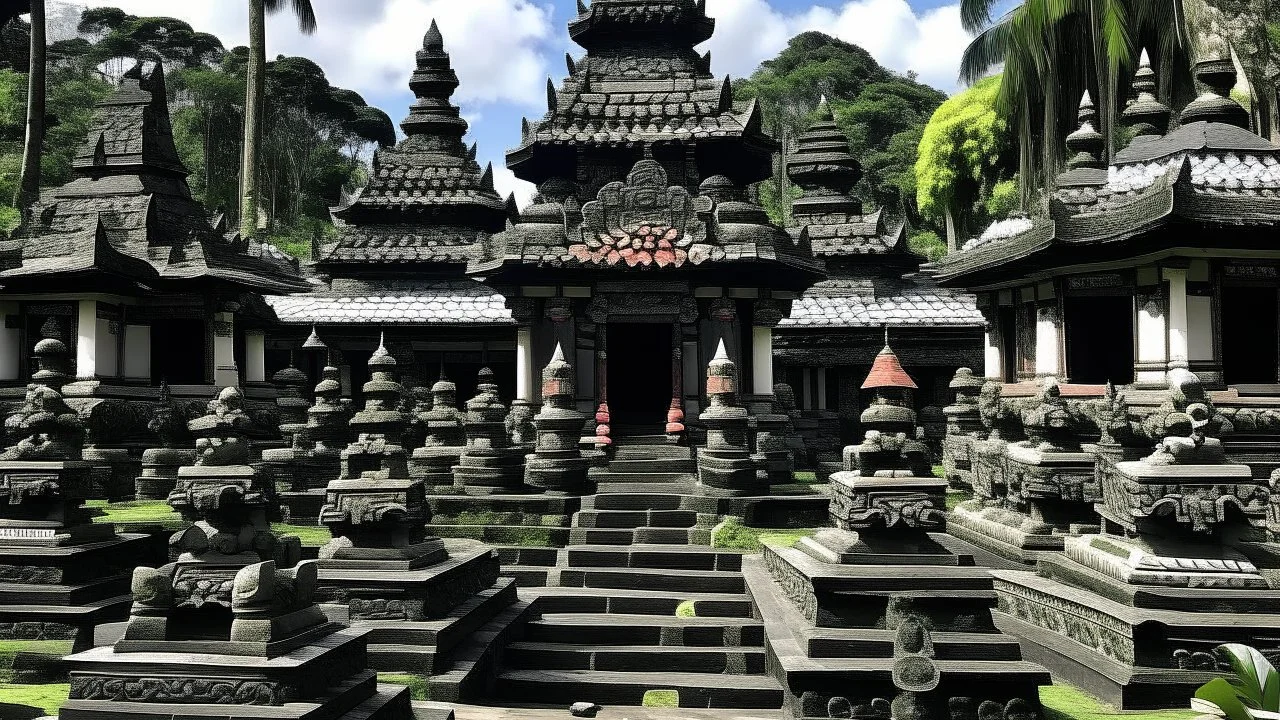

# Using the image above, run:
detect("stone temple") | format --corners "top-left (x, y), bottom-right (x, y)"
top-left (7, 2), bottom-right (1280, 719)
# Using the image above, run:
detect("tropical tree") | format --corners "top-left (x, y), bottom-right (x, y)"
top-left (958, 0), bottom-right (1192, 202)
top-left (8, 0), bottom-right (40, 208)
top-left (241, 0), bottom-right (316, 239)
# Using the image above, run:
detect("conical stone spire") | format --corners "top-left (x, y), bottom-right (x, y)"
top-left (402, 19), bottom-right (468, 145)
top-left (697, 338), bottom-right (761, 496)
top-left (525, 343), bottom-right (589, 494)
top-left (1057, 92), bottom-right (1109, 190)
top-left (1122, 49), bottom-right (1172, 139)
top-left (787, 98), bottom-right (864, 216)
top-left (1180, 56), bottom-right (1251, 128)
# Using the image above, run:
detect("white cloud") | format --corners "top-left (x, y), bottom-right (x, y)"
top-left (493, 166), bottom-right (537, 209)
top-left (69, 0), bottom-right (556, 108)
top-left (704, 0), bottom-right (973, 93)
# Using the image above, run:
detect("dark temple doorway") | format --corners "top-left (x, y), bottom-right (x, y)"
top-left (607, 322), bottom-right (672, 432)
top-left (1064, 295), bottom-right (1135, 384)
top-left (1223, 286), bottom-right (1279, 385)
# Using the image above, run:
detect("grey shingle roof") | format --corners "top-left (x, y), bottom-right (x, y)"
top-left (266, 280), bottom-right (512, 325)
top-left (782, 277), bottom-right (983, 328)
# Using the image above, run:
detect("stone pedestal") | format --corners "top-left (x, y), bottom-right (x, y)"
top-left (942, 368), bottom-right (984, 490)
top-left (135, 447), bottom-right (196, 500)
top-left (525, 345), bottom-right (589, 495)
top-left (410, 374), bottom-right (466, 493)
top-left (697, 342), bottom-right (762, 496)
top-left (454, 367), bottom-right (527, 495)
top-left (82, 446), bottom-right (138, 501)
top-left (750, 394), bottom-right (795, 486)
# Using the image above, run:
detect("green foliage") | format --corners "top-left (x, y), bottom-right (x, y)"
top-left (42, 71), bottom-right (112, 187)
top-left (984, 177), bottom-right (1020, 220)
top-left (1193, 644), bottom-right (1280, 720)
top-left (642, 690), bottom-right (680, 708)
top-left (947, 489), bottom-right (974, 511)
top-left (0, 682), bottom-right (71, 715)
top-left (675, 600), bottom-right (697, 618)
top-left (907, 230), bottom-right (947, 262)
top-left (378, 673), bottom-right (429, 701)
top-left (1041, 683), bottom-right (1197, 720)
top-left (735, 32), bottom-right (946, 220)
top-left (916, 75), bottom-right (1010, 233)
top-left (793, 471), bottom-right (817, 483)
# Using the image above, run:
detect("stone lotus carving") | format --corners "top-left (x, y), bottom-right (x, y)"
top-left (571, 159), bottom-right (715, 268)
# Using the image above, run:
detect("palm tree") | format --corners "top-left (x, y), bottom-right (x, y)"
top-left (958, 0), bottom-right (1188, 204)
top-left (8, 0), bottom-right (42, 209)
top-left (240, 0), bottom-right (316, 239)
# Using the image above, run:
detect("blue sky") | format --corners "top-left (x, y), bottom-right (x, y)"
top-left (72, 0), bottom-right (977, 203)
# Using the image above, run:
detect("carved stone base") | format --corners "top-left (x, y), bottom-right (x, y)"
top-left (697, 450), bottom-right (763, 497)
top-left (83, 447), bottom-right (139, 501)
top-left (316, 540), bottom-right (500, 622)
top-left (410, 445), bottom-right (463, 492)
top-left (524, 454), bottom-right (590, 495)
top-left (1064, 533), bottom-right (1268, 588)
top-left (945, 502), bottom-right (1069, 565)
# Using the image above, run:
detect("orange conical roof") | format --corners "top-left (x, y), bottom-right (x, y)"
top-left (861, 344), bottom-right (917, 390)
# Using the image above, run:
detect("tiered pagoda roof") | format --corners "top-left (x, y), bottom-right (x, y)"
top-left (270, 21), bottom-right (514, 326)
top-left (506, 0), bottom-right (775, 188)
top-left (933, 55), bottom-right (1280, 288)
top-left (319, 21), bottom-right (512, 270)
top-left (782, 101), bottom-right (981, 330)
top-left (1, 63), bottom-right (307, 294)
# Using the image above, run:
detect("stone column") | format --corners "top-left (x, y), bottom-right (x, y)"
top-left (245, 331), bottom-right (267, 383)
top-left (1135, 291), bottom-right (1168, 385)
top-left (1034, 304), bottom-right (1061, 377)
top-left (1164, 267), bottom-right (1189, 370)
top-left (516, 326), bottom-right (535, 402)
top-left (76, 299), bottom-right (97, 379)
top-left (212, 311), bottom-right (239, 388)
top-left (593, 324), bottom-right (611, 449)
top-left (816, 368), bottom-right (828, 410)
top-left (752, 325), bottom-right (774, 396)
top-left (984, 329), bottom-right (1001, 380)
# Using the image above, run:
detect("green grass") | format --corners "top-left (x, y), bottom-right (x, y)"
top-left (711, 517), bottom-right (814, 552)
top-left (793, 471), bottom-right (817, 483)
top-left (947, 489), bottom-right (974, 511)
top-left (1041, 683), bottom-right (1198, 720)
top-left (0, 682), bottom-right (70, 715)
top-left (932, 465), bottom-right (945, 479)
top-left (86, 499), bottom-right (183, 529)
top-left (273, 523), bottom-right (332, 547)
top-left (0, 640), bottom-right (74, 683)
top-left (642, 689), bottom-right (679, 708)
top-left (675, 600), bottom-right (697, 618)
top-left (378, 673), bottom-right (429, 701)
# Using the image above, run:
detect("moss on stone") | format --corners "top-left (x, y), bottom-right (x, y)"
top-left (378, 673), bottom-right (429, 701)
top-left (0, 682), bottom-right (70, 715)
top-left (946, 489), bottom-right (974, 511)
top-left (1041, 683), bottom-right (1198, 720)
top-left (712, 517), bottom-right (815, 552)
top-left (642, 689), bottom-right (679, 708)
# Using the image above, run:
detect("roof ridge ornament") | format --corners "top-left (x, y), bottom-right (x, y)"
top-left (1179, 55), bottom-right (1251, 129)
top-left (1122, 48), bottom-right (1172, 139)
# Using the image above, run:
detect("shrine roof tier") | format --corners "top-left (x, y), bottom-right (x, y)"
top-left (930, 59), bottom-right (1280, 291)
top-left (474, 159), bottom-right (824, 293)
top-left (506, 2), bottom-right (775, 189)
top-left (2, 63), bottom-right (307, 295)
top-left (319, 21), bottom-right (513, 274)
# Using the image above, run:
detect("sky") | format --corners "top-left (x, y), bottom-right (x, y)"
top-left (66, 0), bottom-right (978, 205)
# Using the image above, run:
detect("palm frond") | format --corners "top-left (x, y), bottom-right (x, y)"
top-left (959, 11), bottom-right (1019, 85)
top-left (960, 0), bottom-right (1000, 35)
top-left (264, 0), bottom-right (316, 34)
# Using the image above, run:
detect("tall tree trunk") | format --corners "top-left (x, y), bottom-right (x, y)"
top-left (944, 204), bottom-right (958, 251)
top-left (1089, 0), bottom-right (1114, 161)
top-left (240, 0), bottom-right (266, 239)
top-left (15, 0), bottom-right (45, 209)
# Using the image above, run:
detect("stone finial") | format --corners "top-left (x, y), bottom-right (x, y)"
top-left (1179, 56), bottom-right (1251, 128)
top-left (32, 317), bottom-right (70, 387)
top-left (1122, 48), bottom-right (1172, 138)
top-left (404, 16), bottom-right (469, 142)
top-left (423, 18), bottom-right (444, 51)
top-left (303, 325), bottom-right (326, 349)
top-left (1066, 91), bottom-right (1105, 170)
top-left (786, 95), bottom-right (863, 216)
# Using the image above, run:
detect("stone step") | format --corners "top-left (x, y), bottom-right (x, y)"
top-left (556, 566), bottom-right (745, 593)
top-left (495, 546), bottom-right (559, 566)
top-left (524, 613), bottom-right (764, 646)
top-left (0, 576), bottom-right (130, 606)
top-left (568, 526), bottom-right (710, 545)
top-left (501, 566), bottom-right (550, 587)
top-left (592, 482), bottom-right (700, 497)
top-left (583, 493), bottom-right (689, 511)
top-left (565, 545), bottom-right (743, 572)
top-left (427, 600), bottom-right (537, 704)
top-left (605, 458), bottom-right (697, 473)
top-left (590, 471), bottom-right (698, 485)
top-left (802, 627), bottom-right (1027, 661)
top-left (504, 642), bottom-right (767, 674)
top-left (573, 509), bottom-right (699, 528)
top-left (495, 668), bottom-right (784, 708)
top-left (425, 524), bottom-right (570, 547)
top-left (522, 586), bottom-right (754, 618)
top-left (361, 579), bottom-right (518, 667)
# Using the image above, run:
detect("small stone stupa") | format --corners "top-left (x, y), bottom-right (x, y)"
top-left (266, 366), bottom-right (349, 524)
top-left (697, 340), bottom-right (762, 496)
top-left (409, 370), bottom-right (466, 492)
top-left (314, 337), bottom-right (504, 676)
top-left (134, 381), bottom-right (195, 500)
top-left (941, 367), bottom-right (984, 490)
top-left (0, 328), bottom-right (150, 651)
top-left (751, 342), bottom-right (1049, 718)
top-left (60, 386), bottom-right (412, 719)
top-left (453, 367), bottom-right (528, 494)
top-left (524, 343), bottom-right (590, 494)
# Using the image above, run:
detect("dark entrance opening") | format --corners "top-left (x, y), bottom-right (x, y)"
top-left (607, 322), bottom-right (672, 431)
top-left (1223, 286), bottom-right (1279, 384)
top-left (1064, 295), bottom-right (1134, 384)
top-left (997, 305), bottom-right (1017, 382)
top-left (151, 319), bottom-right (206, 386)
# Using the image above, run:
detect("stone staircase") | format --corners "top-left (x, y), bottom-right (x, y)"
top-left (492, 434), bottom-right (786, 709)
